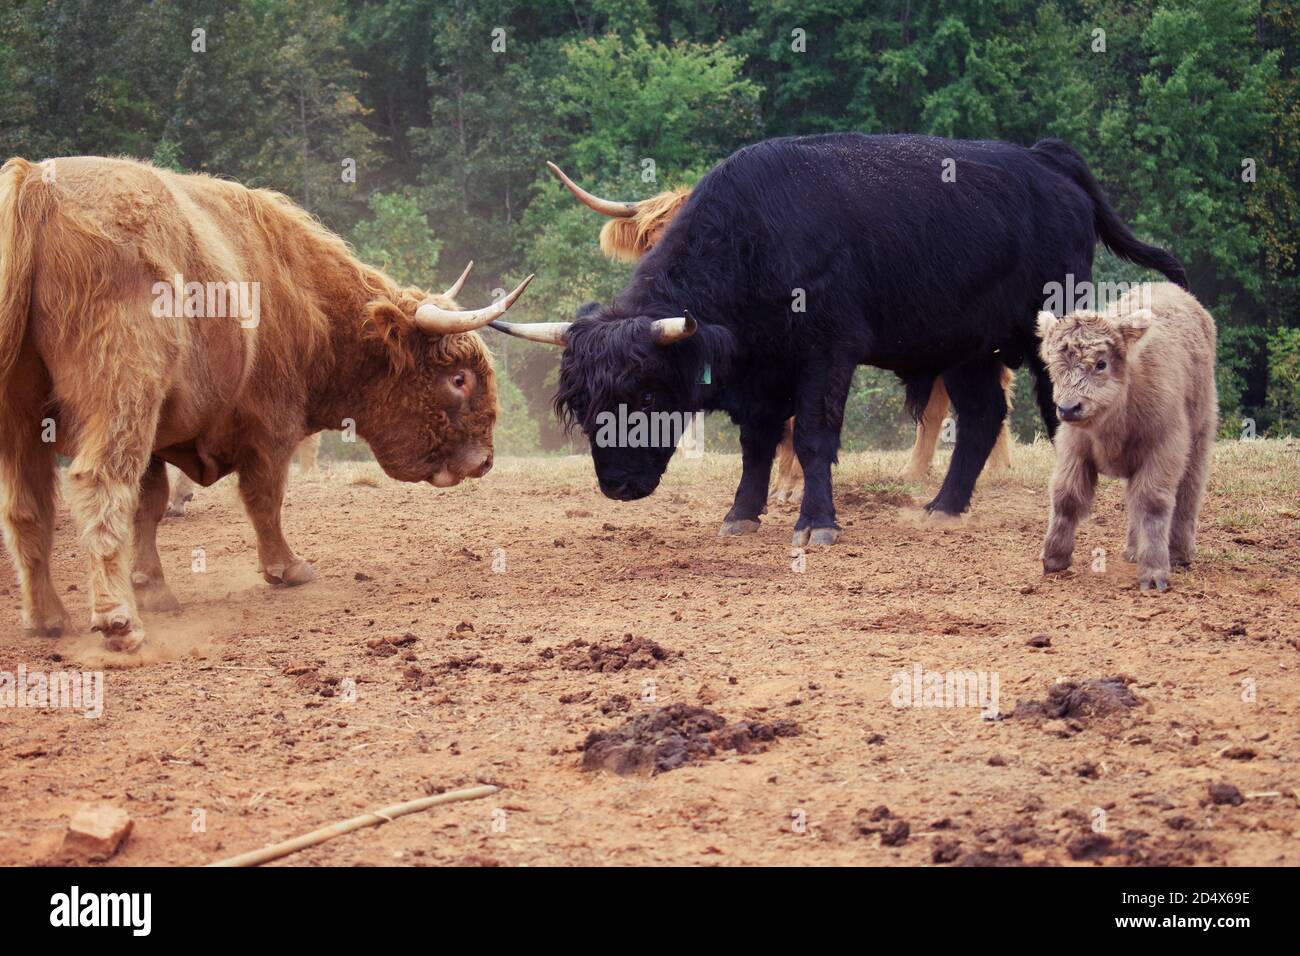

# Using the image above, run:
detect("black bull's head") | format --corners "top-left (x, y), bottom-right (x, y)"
top-left (492, 307), bottom-right (716, 500)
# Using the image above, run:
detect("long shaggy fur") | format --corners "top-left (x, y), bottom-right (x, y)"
top-left (598, 188), bottom-right (691, 262)
top-left (0, 155), bottom-right (497, 646)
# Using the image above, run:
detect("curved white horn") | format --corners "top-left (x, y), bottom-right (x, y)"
top-left (489, 319), bottom-right (570, 347)
top-left (547, 162), bottom-right (638, 218)
top-left (650, 311), bottom-right (698, 345)
top-left (413, 274), bottom-right (534, 335)
top-left (443, 260), bottom-right (473, 299)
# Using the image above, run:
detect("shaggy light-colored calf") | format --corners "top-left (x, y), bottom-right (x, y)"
top-left (1037, 282), bottom-right (1216, 591)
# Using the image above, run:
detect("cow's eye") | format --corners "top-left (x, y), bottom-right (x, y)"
top-left (1095, 360), bottom-right (1107, 372)
top-left (453, 372), bottom-right (467, 389)
top-left (640, 392), bottom-right (655, 411)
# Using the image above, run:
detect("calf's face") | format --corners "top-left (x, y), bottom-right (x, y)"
top-left (1037, 309), bottom-right (1151, 426)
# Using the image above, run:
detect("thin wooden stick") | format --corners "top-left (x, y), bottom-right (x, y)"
top-left (206, 784), bottom-right (499, 867)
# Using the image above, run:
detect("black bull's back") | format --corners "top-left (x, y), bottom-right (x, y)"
top-left (633, 133), bottom-right (1100, 377)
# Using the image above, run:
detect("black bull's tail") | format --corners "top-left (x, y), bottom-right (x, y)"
top-left (1031, 138), bottom-right (1189, 290)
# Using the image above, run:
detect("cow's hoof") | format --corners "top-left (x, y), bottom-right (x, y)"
top-left (792, 526), bottom-right (840, 547)
top-left (1138, 572), bottom-right (1169, 593)
top-left (1123, 547), bottom-right (1137, 563)
top-left (26, 623), bottom-right (66, 638)
top-left (132, 575), bottom-right (181, 612)
top-left (1170, 550), bottom-right (1194, 568)
top-left (899, 466), bottom-right (928, 482)
top-left (1042, 553), bottom-right (1072, 574)
top-left (718, 518), bottom-right (761, 536)
top-left (91, 608), bottom-right (145, 652)
top-left (265, 560), bottom-right (315, 587)
top-left (25, 613), bottom-right (70, 638)
top-left (808, 527), bottom-right (840, 546)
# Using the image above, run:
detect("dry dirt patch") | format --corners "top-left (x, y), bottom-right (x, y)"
top-left (0, 441), bottom-right (1297, 866)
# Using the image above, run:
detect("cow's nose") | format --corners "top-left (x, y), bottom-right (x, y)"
top-left (469, 452), bottom-right (493, 478)
top-left (1057, 402), bottom-right (1084, 422)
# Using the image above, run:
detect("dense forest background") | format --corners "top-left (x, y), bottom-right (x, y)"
top-left (2, 0), bottom-right (1296, 455)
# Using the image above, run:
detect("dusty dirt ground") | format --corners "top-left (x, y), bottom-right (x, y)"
top-left (1, 438), bottom-right (1297, 867)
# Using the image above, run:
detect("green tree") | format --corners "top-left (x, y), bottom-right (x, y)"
top-left (351, 192), bottom-right (442, 287)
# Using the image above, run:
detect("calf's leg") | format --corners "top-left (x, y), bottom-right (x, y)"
top-left (237, 446), bottom-right (313, 586)
top-left (720, 415), bottom-right (786, 535)
top-left (1127, 460), bottom-right (1180, 592)
top-left (926, 358), bottom-right (1006, 515)
top-left (791, 359), bottom-right (856, 546)
top-left (1169, 428), bottom-right (1213, 567)
top-left (1042, 449), bottom-right (1097, 573)
top-left (0, 365), bottom-right (68, 636)
top-left (131, 457), bottom-right (179, 611)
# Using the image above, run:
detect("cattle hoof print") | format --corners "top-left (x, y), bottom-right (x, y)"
top-left (718, 518), bottom-right (761, 537)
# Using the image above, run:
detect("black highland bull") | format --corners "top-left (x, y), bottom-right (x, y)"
top-left (495, 133), bottom-right (1188, 545)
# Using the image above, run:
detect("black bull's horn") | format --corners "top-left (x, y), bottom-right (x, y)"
top-left (491, 311), bottom-right (697, 348)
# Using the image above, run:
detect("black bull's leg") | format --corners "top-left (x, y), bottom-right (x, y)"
top-left (791, 359), bottom-right (856, 546)
top-left (719, 415), bottom-right (788, 536)
top-left (925, 356), bottom-right (1008, 516)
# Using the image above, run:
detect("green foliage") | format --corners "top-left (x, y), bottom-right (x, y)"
top-left (554, 31), bottom-right (760, 180)
top-left (841, 368), bottom-right (916, 452)
top-left (492, 365), bottom-right (542, 455)
top-left (1266, 326), bottom-right (1300, 435)
top-left (351, 192), bottom-right (442, 288)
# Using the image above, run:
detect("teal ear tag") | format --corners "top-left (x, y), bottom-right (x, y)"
top-left (700, 363), bottom-right (712, 385)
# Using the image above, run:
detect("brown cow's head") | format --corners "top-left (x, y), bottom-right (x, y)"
top-left (1037, 307), bottom-right (1151, 427)
top-left (358, 265), bottom-right (530, 486)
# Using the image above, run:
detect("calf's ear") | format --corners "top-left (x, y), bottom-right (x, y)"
top-left (1117, 308), bottom-right (1153, 345)
top-left (1035, 311), bottom-right (1058, 338)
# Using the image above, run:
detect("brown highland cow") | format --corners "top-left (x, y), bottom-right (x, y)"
top-left (0, 156), bottom-right (530, 650)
